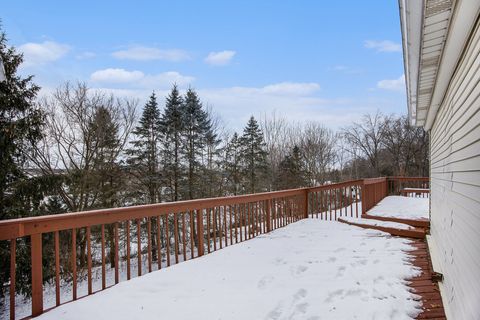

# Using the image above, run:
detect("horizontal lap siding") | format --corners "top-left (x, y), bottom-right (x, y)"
top-left (430, 16), bottom-right (480, 320)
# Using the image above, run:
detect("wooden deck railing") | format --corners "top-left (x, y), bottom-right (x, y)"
top-left (0, 176), bottom-right (428, 319)
top-left (387, 176), bottom-right (430, 196)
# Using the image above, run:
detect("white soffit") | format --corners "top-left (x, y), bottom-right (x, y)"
top-left (400, 0), bottom-right (480, 129)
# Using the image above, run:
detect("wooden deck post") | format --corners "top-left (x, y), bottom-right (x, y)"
top-left (31, 233), bottom-right (43, 317)
top-left (303, 190), bottom-right (309, 219)
top-left (196, 209), bottom-right (204, 256)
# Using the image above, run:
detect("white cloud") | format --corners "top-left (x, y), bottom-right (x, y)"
top-left (204, 50), bottom-right (236, 66)
top-left (90, 68), bottom-right (145, 83)
top-left (333, 65), bottom-right (349, 71)
top-left (141, 71), bottom-right (194, 88)
top-left (90, 68), bottom-right (194, 87)
top-left (331, 65), bottom-right (363, 74)
top-left (112, 46), bottom-right (190, 61)
top-left (76, 51), bottom-right (96, 60)
top-left (196, 82), bottom-right (357, 130)
top-left (261, 82), bottom-right (320, 95)
top-left (377, 74), bottom-right (405, 92)
top-left (19, 41), bottom-right (70, 67)
top-left (82, 78), bottom-right (403, 131)
top-left (364, 40), bottom-right (401, 52)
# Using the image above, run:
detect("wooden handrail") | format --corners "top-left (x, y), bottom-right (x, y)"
top-left (0, 188), bottom-right (307, 240)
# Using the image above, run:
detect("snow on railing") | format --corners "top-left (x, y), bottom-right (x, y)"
top-left (0, 176), bottom-right (428, 319)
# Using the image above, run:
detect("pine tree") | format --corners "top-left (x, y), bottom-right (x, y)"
top-left (161, 85), bottom-right (185, 201)
top-left (0, 28), bottom-right (43, 220)
top-left (182, 88), bottom-right (212, 199)
top-left (239, 116), bottom-right (268, 193)
top-left (224, 132), bottom-right (242, 195)
top-left (127, 92), bottom-right (163, 204)
top-left (203, 127), bottom-right (221, 197)
top-left (0, 26), bottom-right (47, 297)
top-left (276, 145), bottom-right (306, 189)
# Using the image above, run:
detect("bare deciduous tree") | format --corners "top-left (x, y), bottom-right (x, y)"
top-left (299, 122), bottom-right (337, 186)
top-left (341, 111), bottom-right (387, 176)
top-left (30, 82), bottom-right (137, 212)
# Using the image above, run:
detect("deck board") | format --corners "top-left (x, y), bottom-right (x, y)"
top-left (406, 238), bottom-right (446, 320)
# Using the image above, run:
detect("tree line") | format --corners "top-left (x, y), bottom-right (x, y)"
top-left (0, 27), bottom-right (428, 298)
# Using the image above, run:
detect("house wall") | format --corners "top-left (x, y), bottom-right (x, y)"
top-left (429, 16), bottom-right (480, 320)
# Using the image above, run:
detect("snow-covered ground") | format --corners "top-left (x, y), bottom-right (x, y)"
top-left (36, 219), bottom-right (422, 320)
top-left (368, 196), bottom-right (429, 220)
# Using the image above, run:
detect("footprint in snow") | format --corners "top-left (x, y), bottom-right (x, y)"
top-left (265, 303), bottom-right (283, 320)
top-left (293, 288), bottom-right (308, 300)
top-left (295, 265), bottom-right (308, 275)
top-left (287, 289), bottom-right (309, 318)
top-left (336, 266), bottom-right (346, 278)
top-left (345, 288), bottom-right (367, 297)
top-left (327, 256), bottom-right (337, 263)
top-left (325, 289), bottom-right (344, 302)
top-left (258, 275), bottom-right (274, 289)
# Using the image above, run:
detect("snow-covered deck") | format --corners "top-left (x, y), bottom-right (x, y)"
top-left (367, 196), bottom-right (429, 220)
top-left (37, 219), bottom-right (422, 320)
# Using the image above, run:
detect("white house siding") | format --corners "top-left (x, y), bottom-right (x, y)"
top-left (430, 16), bottom-right (480, 320)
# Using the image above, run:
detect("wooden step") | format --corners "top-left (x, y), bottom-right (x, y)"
top-left (338, 217), bottom-right (426, 239)
top-left (362, 214), bottom-right (430, 228)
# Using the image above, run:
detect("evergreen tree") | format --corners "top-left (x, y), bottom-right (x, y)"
top-left (239, 116), bottom-right (268, 193)
top-left (0, 28), bottom-right (43, 220)
top-left (276, 145), bottom-right (307, 189)
top-left (182, 88), bottom-right (212, 199)
top-left (88, 106), bottom-right (124, 267)
top-left (127, 92), bottom-right (163, 204)
top-left (0, 26), bottom-right (49, 298)
top-left (161, 84), bottom-right (184, 201)
top-left (90, 106), bottom-right (122, 207)
top-left (224, 132), bottom-right (242, 195)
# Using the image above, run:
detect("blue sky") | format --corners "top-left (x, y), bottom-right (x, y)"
top-left (2, 1), bottom-right (407, 130)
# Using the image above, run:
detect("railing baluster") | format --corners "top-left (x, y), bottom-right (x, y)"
top-left (234, 205), bottom-right (238, 243)
top-left (196, 209), bottom-right (204, 256)
top-left (125, 221), bottom-right (130, 280)
top-left (147, 218), bottom-right (152, 272)
top-left (86, 226), bottom-right (92, 294)
top-left (182, 213), bottom-right (187, 261)
top-left (54, 231), bottom-right (60, 306)
top-left (206, 209), bottom-right (211, 252)
top-left (165, 215), bottom-right (171, 266)
top-left (223, 206), bottom-right (228, 246)
top-left (10, 239), bottom-right (16, 320)
top-left (157, 217), bottom-right (162, 268)
top-left (137, 219), bottom-right (142, 276)
top-left (243, 203), bottom-right (247, 240)
top-left (248, 203), bottom-right (251, 237)
top-left (174, 213), bottom-right (179, 264)
top-left (72, 228), bottom-right (77, 300)
top-left (114, 222), bottom-right (119, 284)
top-left (189, 211), bottom-right (195, 259)
top-left (101, 224), bottom-right (106, 287)
top-left (213, 207), bottom-right (217, 251)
